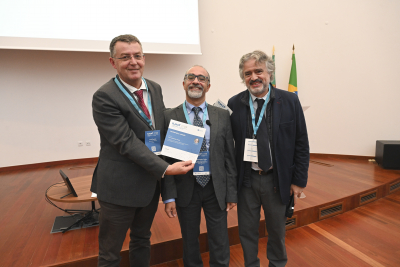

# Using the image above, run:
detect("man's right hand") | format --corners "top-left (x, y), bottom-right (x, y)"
top-left (165, 201), bottom-right (177, 218)
top-left (165, 160), bottom-right (194, 175)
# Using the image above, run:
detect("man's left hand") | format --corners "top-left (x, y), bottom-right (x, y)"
top-left (226, 202), bottom-right (237, 211)
top-left (290, 184), bottom-right (305, 205)
top-left (165, 201), bottom-right (177, 218)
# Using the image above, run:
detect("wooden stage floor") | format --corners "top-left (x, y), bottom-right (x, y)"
top-left (0, 154), bottom-right (399, 266)
top-left (154, 188), bottom-right (400, 267)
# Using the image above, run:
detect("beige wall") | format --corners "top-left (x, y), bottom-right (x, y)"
top-left (1, 0), bottom-right (400, 167)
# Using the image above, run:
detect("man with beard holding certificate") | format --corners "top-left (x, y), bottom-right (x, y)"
top-left (162, 65), bottom-right (237, 267)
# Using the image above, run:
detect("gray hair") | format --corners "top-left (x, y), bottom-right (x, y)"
top-left (184, 65), bottom-right (211, 83)
top-left (239, 50), bottom-right (275, 83)
top-left (109, 34), bottom-right (142, 57)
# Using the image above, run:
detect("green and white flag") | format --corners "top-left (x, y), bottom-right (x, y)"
top-left (288, 45), bottom-right (297, 95)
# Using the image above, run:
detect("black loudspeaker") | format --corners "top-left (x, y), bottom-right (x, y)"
top-left (375, 140), bottom-right (400, 170)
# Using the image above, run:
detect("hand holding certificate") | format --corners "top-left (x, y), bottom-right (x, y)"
top-left (161, 119), bottom-right (206, 162)
top-left (165, 160), bottom-right (194, 175)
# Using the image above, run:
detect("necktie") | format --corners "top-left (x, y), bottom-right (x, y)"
top-left (192, 107), bottom-right (210, 187)
top-left (134, 90), bottom-right (151, 119)
top-left (255, 98), bottom-right (272, 171)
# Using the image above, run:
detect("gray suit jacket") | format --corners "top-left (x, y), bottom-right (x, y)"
top-left (91, 77), bottom-right (169, 207)
top-left (161, 104), bottom-right (237, 210)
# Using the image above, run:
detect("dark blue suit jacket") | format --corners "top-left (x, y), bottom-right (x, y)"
top-left (227, 86), bottom-right (309, 205)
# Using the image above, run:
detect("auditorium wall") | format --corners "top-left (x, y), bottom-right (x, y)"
top-left (1, 0), bottom-right (400, 167)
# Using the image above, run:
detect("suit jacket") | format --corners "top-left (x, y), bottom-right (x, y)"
top-left (91, 77), bottom-right (169, 207)
top-left (161, 104), bottom-right (238, 210)
top-left (227, 86), bottom-right (309, 205)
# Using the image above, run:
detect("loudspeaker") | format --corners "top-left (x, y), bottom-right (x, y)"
top-left (375, 140), bottom-right (400, 170)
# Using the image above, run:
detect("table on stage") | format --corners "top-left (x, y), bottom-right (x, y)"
top-left (46, 175), bottom-right (99, 233)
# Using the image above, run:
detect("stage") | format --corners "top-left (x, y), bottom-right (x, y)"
top-left (0, 154), bottom-right (399, 266)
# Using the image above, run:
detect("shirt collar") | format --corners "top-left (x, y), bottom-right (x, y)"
top-left (185, 101), bottom-right (207, 114)
top-left (119, 77), bottom-right (146, 93)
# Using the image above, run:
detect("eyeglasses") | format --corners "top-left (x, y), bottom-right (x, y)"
top-left (184, 74), bottom-right (209, 83)
top-left (113, 54), bottom-right (144, 61)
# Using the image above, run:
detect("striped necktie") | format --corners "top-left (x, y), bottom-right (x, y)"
top-left (134, 89), bottom-right (151, 119)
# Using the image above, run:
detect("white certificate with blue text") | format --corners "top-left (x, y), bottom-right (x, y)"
top-left (161, 119), bottom-right (206, 162)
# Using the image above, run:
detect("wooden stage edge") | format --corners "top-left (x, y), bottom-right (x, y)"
top-left (0, 153), bottom-right (373, 173)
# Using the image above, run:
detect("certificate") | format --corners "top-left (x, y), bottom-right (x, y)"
top-left (161, 119), bottom-right (206, 162)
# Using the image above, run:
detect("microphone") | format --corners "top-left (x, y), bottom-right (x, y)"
top-left (206, 120), bottom-right (211, 126)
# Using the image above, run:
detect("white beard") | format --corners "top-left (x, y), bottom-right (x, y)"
top-left (248, 82), bottom-right (268, 96)
top-left (188, 88), bottom-right (203, 98)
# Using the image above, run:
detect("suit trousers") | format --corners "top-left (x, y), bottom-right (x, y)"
top-left (238, 171), bottom-right (287, 267)
top-left (97, 183), bottom-right (160, 267)
top-left (176, 179), bottom-right (230, 267)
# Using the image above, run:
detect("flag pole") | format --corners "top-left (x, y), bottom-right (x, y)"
top-left (288, 44), bottom-right (298, 94)
top-left (272, 46), bottom-right (276, 88)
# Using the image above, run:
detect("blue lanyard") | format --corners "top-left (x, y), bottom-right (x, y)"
top-left (183, 100), bottom-right (208, 126)
top-left (114, 76), bottom-right (153, 129)
top-left (249, 84), bottom-right (270, 137)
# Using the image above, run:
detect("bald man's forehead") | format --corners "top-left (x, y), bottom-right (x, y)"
top-left (187, 66), bottom-right (208, 76)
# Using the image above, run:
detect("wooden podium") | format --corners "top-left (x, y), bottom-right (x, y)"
top-left (47, 174), bottom-right (99, 233)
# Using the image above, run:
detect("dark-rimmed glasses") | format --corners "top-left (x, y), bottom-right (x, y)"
top-left (184, 74), bottom-right (209, 83)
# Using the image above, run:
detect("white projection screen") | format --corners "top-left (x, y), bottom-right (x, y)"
top-left (0, 0), bottom-right (201, 54)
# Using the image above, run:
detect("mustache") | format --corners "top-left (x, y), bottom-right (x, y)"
top-left (249, 79), bottom-right (263, 85)
top-left (189, 84), bottom-right (203, 90)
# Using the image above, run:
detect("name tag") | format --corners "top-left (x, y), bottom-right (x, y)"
top-left (145, 130), bottom-right (161, 155)
top-left (193, 151), bottom-right (210, 175)
top-left (243, 138), bottom-right (258, 162)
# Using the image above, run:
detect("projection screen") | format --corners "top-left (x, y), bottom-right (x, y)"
top-left (0, 0), bottom-right (201, 54)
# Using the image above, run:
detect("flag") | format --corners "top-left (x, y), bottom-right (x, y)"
top-left (288, 44), bottom-right (297, 94)
top-left (271, 46), bottom-right (276, 88)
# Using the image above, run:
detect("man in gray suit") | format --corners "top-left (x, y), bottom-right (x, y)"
top-left (162, 65), bottom-right (237, 267)
top-left (91, 34), bottom-right (194, 267)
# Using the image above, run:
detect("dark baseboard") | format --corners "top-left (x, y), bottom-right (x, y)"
top-left (0, 157), bottom-right (99, 173)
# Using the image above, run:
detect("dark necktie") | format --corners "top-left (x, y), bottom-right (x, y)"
top-left (255, 98), bottom-right (272, 171)
top-left (134, 89), bottom-right (151, 119)
top-left (192, 107), bottom-right (210, 187)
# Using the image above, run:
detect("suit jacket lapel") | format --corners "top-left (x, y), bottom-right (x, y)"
top-left (240, 91), bottom-right (250, 139)
top-left (208, 105), bottom-right (218, 155)
top-left (146, 80), bottom-right (159, 129)
top-left (272, 89), bottom-right (282, 145)
top-left (175, 104), bottom-right (187, 123)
